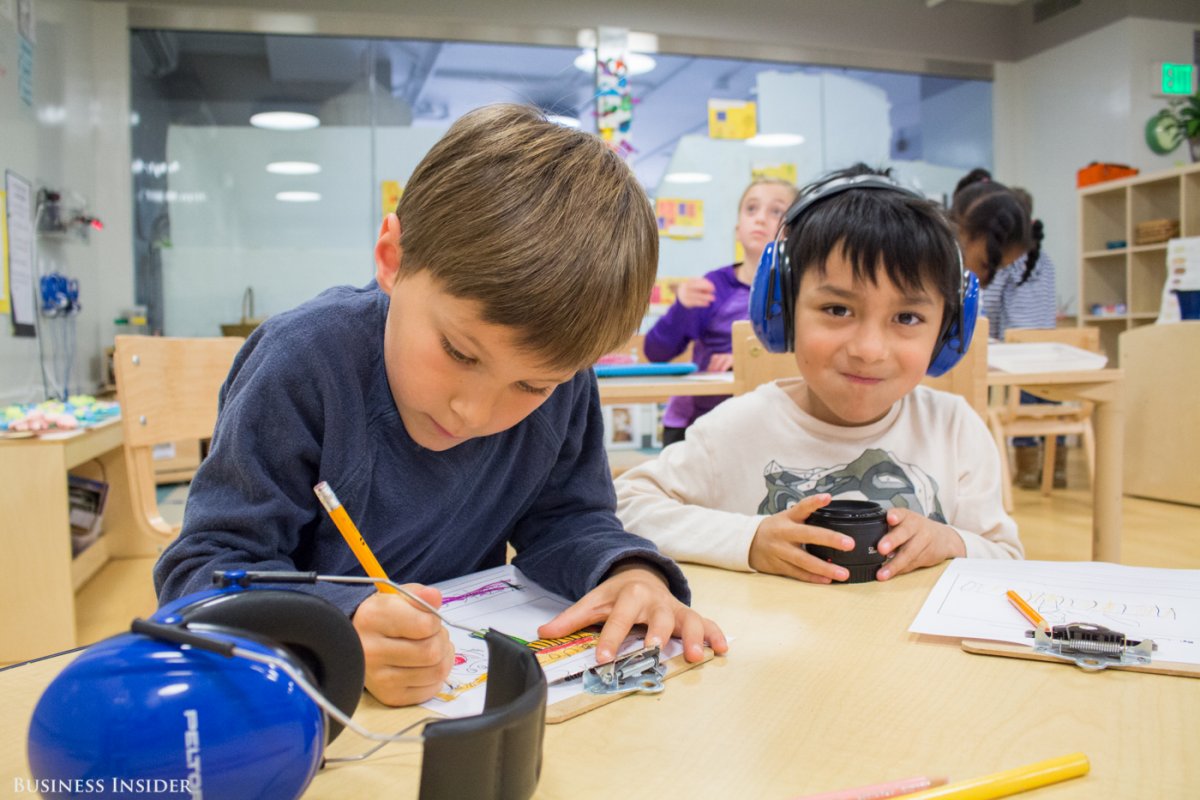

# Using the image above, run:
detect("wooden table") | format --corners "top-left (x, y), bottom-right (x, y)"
top-left (0, 421), bottom-right (133, 663)
top-left (2, 562), bottom-right (1192, 798)
top-left (596, 372), bottom-right (737, 404)
top-left (987, 368), bottom-right (1124, 562)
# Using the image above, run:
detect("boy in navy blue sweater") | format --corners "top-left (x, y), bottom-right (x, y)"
top-left (155, 104), bottom-right (727, 706)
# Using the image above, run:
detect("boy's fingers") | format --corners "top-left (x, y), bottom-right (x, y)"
top-left (594, 592), bottom-right (645, 663)
top-left (538, 599), bottom-right (604, 641)
top-left (674, 610), bottom-right (707, 661)
top-left (642, 606), bottom-right (675, 653)
top-left (785, 493), bottom-right (832, 523)
top-left (701, 616), bottom-right (729, 656)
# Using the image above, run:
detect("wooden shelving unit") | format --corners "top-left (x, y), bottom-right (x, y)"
top-left (1078, 162), bottom-right (1200, 362)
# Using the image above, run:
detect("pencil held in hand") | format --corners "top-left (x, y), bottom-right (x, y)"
top-left (314, 481), bottom-right (399, 594)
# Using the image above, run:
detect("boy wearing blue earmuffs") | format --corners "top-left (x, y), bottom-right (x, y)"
top-left (616, 165), bottom-right (1022, 584)
top-left (155, 104), bottom-right (727, 708)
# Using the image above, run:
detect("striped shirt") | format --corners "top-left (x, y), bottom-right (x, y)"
top-left (981, 250), bottom-right (1057, 340)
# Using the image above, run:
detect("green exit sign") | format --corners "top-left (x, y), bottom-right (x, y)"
top-left (1156, 62), bottom-right (1196, 97)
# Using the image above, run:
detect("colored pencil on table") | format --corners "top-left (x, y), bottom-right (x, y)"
top-left (1006, 589), bottom-right (1050, 632)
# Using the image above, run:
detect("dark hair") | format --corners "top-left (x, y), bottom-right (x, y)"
top-left (397, 104), bottom-right (656, 371)
top-left (954, 167), bottom-right (992, 197)
top-left (949, 179), bottom-right (1032, 288)
top-left (1008, 188), bottom-right (1040, 287)
top-left (783, 164), bottom-right (961, 324)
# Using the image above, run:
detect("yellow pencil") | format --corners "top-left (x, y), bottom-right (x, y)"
top-left (314, 481), bottom-right (399, 594)
top-left (899, 753), bottom-right (1089, 800)
top-left (1005, 589), bottom-right (1050, 633)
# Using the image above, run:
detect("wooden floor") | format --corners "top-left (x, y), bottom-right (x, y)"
top-left (73, 448), bottom-right (1200, 649)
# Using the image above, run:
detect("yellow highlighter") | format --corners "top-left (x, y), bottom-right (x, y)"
top-left (313, 481), bottom-right (399, 594)
top-left (900, 753), bottom-right (1089, 800)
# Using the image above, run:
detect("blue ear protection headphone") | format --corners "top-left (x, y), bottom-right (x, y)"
top-left (748, 174), bottom-right (979, 378)
top-left (28, 571), bottom-right (547, 800)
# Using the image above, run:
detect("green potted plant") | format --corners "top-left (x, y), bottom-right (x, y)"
top-left (1146, 92), bottom-right (1200, 162)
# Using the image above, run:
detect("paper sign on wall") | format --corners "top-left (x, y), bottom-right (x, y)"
top-left (708, 99), bottom-right (756, 140)
top-left (380, 180), bottom-right (402, 217)
top-left (751, 163), bottom-right (797, 185)
top-left (656, 198), bottom-right (704, 239)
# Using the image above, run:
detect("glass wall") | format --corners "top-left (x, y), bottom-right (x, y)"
top-left (129, 30), bottom-right (991, 337)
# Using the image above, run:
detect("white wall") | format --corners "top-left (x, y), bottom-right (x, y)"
top-left (162, 124), bottom-right (446, 336)
top-left (994, 17), bottom-right (1198, 316)
top-left (0, 1), bottom-right (132, 404)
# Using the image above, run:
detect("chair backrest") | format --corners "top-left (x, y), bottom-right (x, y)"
top-left (922, 314), bottom-right (989, 419)
top-left (730, 317), bottom-right (990, 419)
top-left (113, 335), bottom-right (244, 546)
top-left (1004, 325), bottom-right (1101, 353)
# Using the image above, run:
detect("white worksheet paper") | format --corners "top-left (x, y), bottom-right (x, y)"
top-left (421, 565), bottom-right (683, 718)
top-left (909, 559), bottom-right (1200, 665)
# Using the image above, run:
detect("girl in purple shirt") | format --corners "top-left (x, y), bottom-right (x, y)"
top-left (645, 178), bottom-right (797, 445)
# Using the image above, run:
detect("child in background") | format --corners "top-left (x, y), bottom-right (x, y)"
top-left (950, 169), bottom-right (1032, 292)
top-left (645, 177), bottom-right (798, 445)
top-left (155, 104), bottom-right (727, 707)
top-left (976, 184), bottom-right (1065, 488)
top-left (616, 165), bottom-right (1021, 583)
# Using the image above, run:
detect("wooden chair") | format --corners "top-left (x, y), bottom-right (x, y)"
top-left (113, 335), bottom-right (244, 552)
top-left (986, 326), bottom-right (1098, 511)
top-left (730, 317), bottom-right (991, 420)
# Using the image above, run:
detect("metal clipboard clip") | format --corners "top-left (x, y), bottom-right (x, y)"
top-left (583, 646), bottom-right (666, 695)
top-left (1026, 622), bottom-right (1157, 672)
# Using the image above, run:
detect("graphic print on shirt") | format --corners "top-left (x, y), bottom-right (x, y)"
top-left (757, 447), bottom-right (946, 522)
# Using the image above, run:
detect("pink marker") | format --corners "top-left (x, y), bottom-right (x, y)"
top-left (792, 775), bottom-right (949, 800)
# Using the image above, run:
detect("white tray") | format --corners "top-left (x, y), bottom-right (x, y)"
top-left (987, 342), bottom-right (1108, 373)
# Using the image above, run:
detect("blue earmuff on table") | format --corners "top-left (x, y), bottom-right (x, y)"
top-left (27, 570), bottom-right (547, 800)
top-left (748, 174), bottom-right (979, 377)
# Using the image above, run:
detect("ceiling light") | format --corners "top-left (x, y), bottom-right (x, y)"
top-left (266, 161), bottom-right (322, 175)
top-left (546, 115), bottom-right (581, 129)
top-left (573, 51), bottom-right (657, 76)
top-left (250, 111), bottom-right (320, 131)
top-left (662, 172), bottom-right (713, 184)
top-left (746, 133), bottom-right (805, 147)
top-left (276, 191), bottom-right (321, 203)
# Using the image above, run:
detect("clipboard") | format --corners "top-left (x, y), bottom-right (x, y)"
top-left (961, 639), bottom-right (1200, 679)
top-left (546, 646), bottom-right (714, 723)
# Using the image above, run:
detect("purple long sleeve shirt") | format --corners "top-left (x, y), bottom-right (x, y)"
top-left (643, 265), bottom-right (749, 428)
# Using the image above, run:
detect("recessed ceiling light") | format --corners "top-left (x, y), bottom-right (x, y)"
top-left (662, 172), bottom-right (713, 184)
top-left (276, 191), bottom-right (321, 203)
top-left (746, 133), bottom-right (805, 147)
top-left (546, 115), bottom-right (581, 129)
top-left (573, 51), bottom-right (657, 76)
top-left (250, 111), bottom-right (320, 131)
top-left (266, 161), bottom-right (322, 175)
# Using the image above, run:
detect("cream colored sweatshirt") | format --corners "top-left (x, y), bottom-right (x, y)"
top-left (615, 380), bottom-right (1023, 571)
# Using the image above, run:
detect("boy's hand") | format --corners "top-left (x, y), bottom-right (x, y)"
top-left (676, 277), bottom-right (717, 309)
top-left (875, 508), bottom-right (966, 580)
top-left (749, 493), bottom-right (858, 583)
top-left (352, 584), bottom-right (455, 707)
top-left (538, 562), bottom-right (728, 665)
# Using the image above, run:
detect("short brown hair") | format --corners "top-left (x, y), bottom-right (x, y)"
top-left (397, 104), bottom-right (657, 372)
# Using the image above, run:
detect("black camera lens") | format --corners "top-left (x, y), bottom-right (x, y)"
top-left (805, 500), bottom-right (889, 583)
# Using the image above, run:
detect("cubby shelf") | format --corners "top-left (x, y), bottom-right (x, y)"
top-left (1078, 162), bottom-right (1200, 363)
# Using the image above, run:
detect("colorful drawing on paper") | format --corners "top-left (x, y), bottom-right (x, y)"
top-left (423, 565), bottom-right (684, 717)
